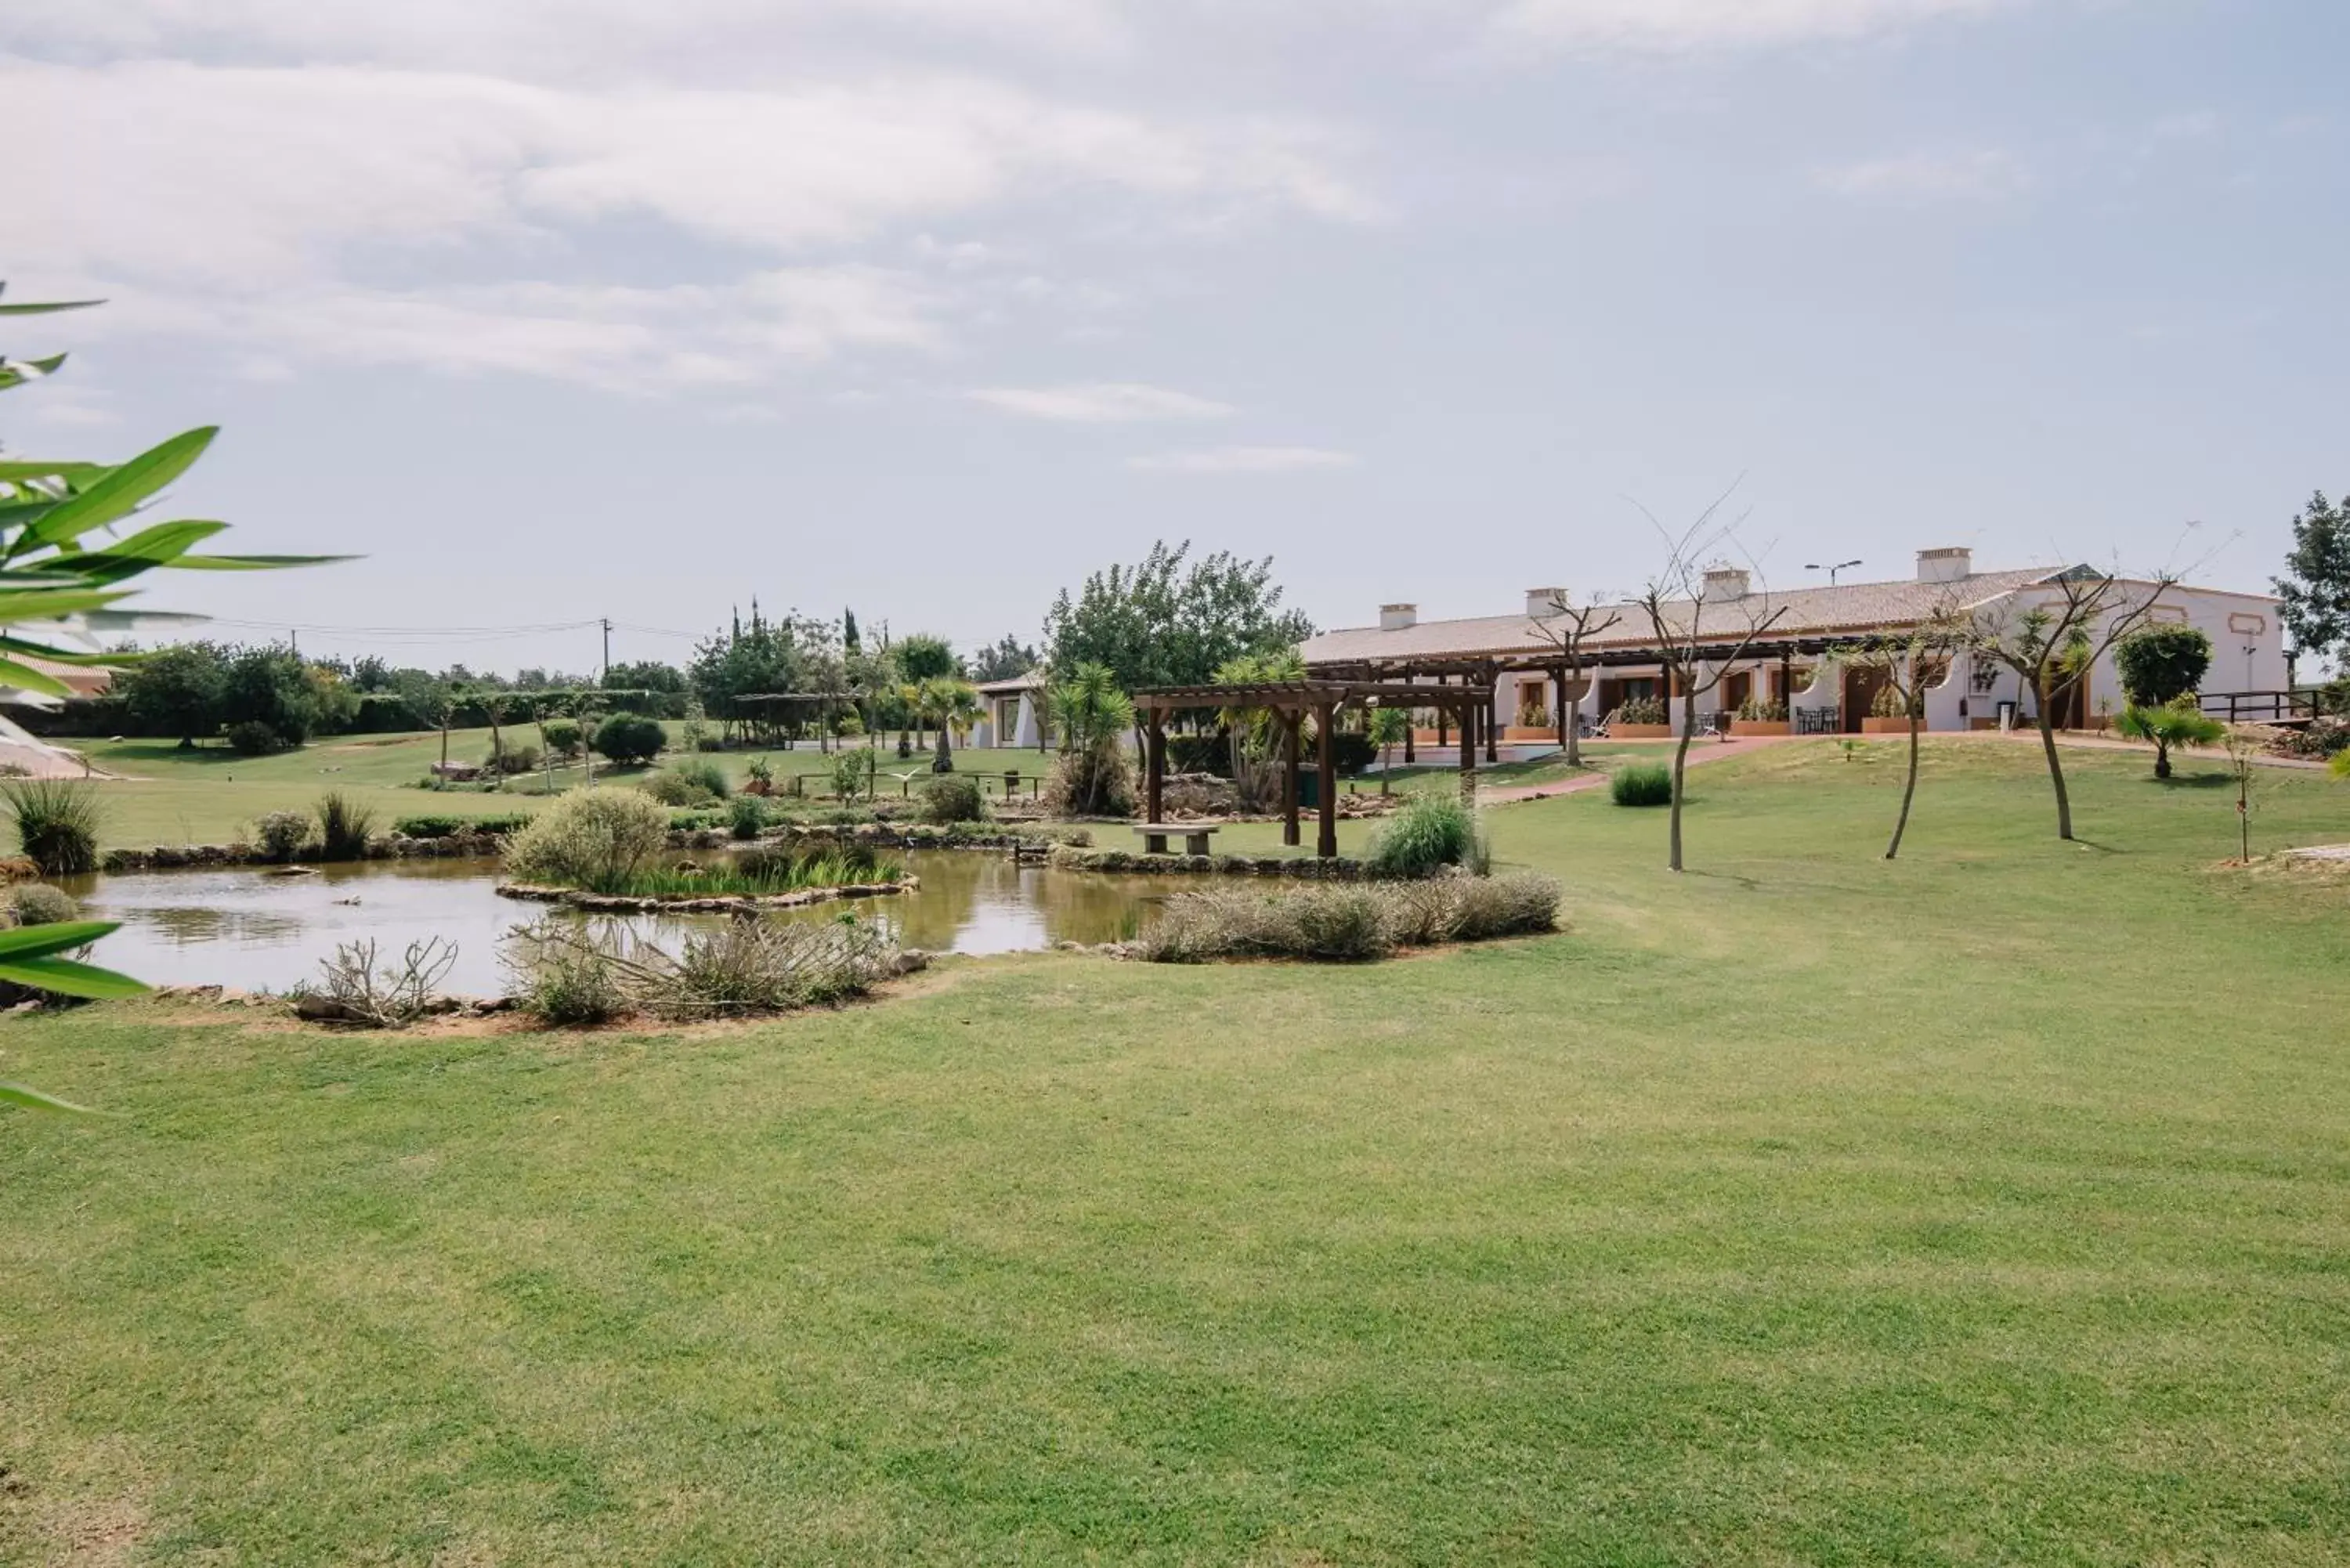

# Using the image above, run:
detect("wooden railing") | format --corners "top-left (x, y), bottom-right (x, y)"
top-left (2197, 690), bottom-right (2318, 724)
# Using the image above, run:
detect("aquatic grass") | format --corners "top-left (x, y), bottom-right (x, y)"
top-left (313, 789), bottom-right (376, 859)
top-left (577, 844), bottom-right (902, 899)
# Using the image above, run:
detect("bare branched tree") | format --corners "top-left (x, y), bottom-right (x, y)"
top-left (1969, 568), bottom-right (2178, 841)
top-left (1831, 602), bottom-right (1965, 860)
top-left (1632, 489), bottom-right (1788, 872)
top-left (1528, 591), bottom-right (1623, 769)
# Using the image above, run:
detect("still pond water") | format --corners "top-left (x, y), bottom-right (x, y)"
top-left (62, 851), bottom-right (1166, 996)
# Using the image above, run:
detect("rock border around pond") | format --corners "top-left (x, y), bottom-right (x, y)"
top-left (494, 876), bottom-right (919, 914)
top-left (101, 832), bottom-right (511, 873)
top-left (1047, 845), bottom-right (1370, 879)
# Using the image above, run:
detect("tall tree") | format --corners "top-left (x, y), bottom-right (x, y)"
top-left (118, 641), bottom-right (226, 746)
top-left (896, 633), bottom-right (956, 682)
top-left (1969, 568), bottom-right (2176, 840)
top-left (969, 634), bottom-right (1039, 683)
top-left (843, 607), bottom-right (861, 656)
top-left (2274, 490), bottom-right (2349, 671)
top-left (1528, 591), bottom-right (1623, 768)
top-left (1044, 540), bottom-right (1314, 690)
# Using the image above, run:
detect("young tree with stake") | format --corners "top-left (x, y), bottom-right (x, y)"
top-left (1631, 490), bottom-right (1787, 873)
top-left (1832, 606), bottom-right (1965, 860)
top-left (1527, 591), bottom-right (1623, 769)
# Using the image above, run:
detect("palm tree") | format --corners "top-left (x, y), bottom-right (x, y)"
top-left (2114, 697), bottom-right (2225, 779)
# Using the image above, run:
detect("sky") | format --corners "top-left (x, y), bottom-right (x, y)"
top-left (7, 0), bottom-right (2345, 677)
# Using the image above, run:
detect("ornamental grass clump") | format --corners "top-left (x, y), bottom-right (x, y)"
top-left (314, 789), bottom-right (376, 859)
top-left (1611, 763), bottom-right (1674, 807)
top-left (728, 793), bottom-right (768, 840)
top-left (1365, 790), bottom-right (1484, 880)
top-left (504, 786), bottom-right (670, 892)
top-left (6, 883), bottom-right (79, 927)
top-left (1141, 873), bottom-right (1560, 963)
top-left (2, 778), bottom-right (103, 876)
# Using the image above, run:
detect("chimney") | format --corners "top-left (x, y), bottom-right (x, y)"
top-left (1917, 547), bottom-right (1971, 584)
top-left (1524, 587), bottom-right (1567, 618)
top-left (1701, 565), bottom-right (1751, 601)
top-left (1379, 603), bottom-right (1417, 631)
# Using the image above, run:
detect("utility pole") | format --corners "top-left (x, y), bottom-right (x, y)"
top-left (600, 618), bottom-right (612, 682)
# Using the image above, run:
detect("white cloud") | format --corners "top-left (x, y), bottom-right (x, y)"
top-left (2, 58), bottom-right (1371, 286)
top-left (1481, 0), bottom-right (2016, 54)
top-left (967, 383), bottom-right (1234, 421)
top-left (1128, 444), bottom-right (1356, 473)
top-left (85, 269), bottom-right (947, 389)
top-left (1814, 147), bottom-right (2029, 201)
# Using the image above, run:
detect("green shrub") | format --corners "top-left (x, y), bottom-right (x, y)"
top-left (746, 754), bottom-right (776, 788)
top-left (672, 756), bottom-right (730, 799)
top-left (1365, 790), bottom-right (1480, 879)
top-left (919, 773), bottom-right (988, 824)
top-left (591, 713), bottom-right (666, 767)
top-left (829, 750), bottom-right (866, 803)
top-left (485, 740), bottom-right (542, 775)
top-left (1614, 695), bottom-right (1668, 726)
top-left (8, 883), bottom-right (81, 927)
top-left (504, 787), bottom-right (671, 892)
top-left (540, 717), bottom-right (584, 757)
top-left (313, 790), bottom-right (376, 859)
top-left (1611, 762), bottom-right (1674, 807)
top-left (2115, 623), bottom-right (2214, 706)
top-left (1, 779), bottom-right (103, 876)
top-left (226, 719), bottom-right (284, 757)
top-left (1736, 695), bottom-right (1788, 721)
top-left (391, 812), bottom-right (531, 839)
top-left (728, 794), bottom-right (768, 840)
top-left (254, 809), bottom-right (311, 860)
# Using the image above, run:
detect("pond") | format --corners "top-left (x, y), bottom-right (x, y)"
top-left (60, 850), bottom-right (1170, 996)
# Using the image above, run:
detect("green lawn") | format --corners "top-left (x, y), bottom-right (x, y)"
top-left (67, 728), bottom-right (1061, 849)
top-left (5, 742), bottom-right (2350, 1563)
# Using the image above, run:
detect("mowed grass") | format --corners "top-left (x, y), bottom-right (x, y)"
top-left (66, 728), bottom-right (1057, 849)
top-left (4, 742), bottom-right (2350, 1563)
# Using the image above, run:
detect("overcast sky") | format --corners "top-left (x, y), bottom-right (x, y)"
top-left (9, 1), bottom-right (2343, 675)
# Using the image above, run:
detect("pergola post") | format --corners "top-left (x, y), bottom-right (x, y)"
top-left (1314, 702), bottom-right (1338, 858)
top-left (1483, 663), bottom-right (1499, 762)
top-left (1457, 696), bottom-right (1476, 801)
top-left (1779, 647), bottom-right (1793, 708)
top-left (1401, 666), bottom-right (1415, 764)
top-left (1281, 710), bottom-right (1301, 847)
top-left (1554, 661), bottom-right (1570, 748)
top-left (1436, 673), bottom-right (1449, 749)
top-left (1144, 706), bottom-right (1165, 825)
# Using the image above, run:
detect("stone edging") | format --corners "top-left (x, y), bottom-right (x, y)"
top-left (1046, 845), bottom-right (1369, 879)
top-left (100, 833), bottom-right (508, 873)
top-left (494, 876), bottom-right (918, 913)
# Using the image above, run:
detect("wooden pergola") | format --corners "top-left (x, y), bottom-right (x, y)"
top-left (1133, 680), bottom-right (1488, 858)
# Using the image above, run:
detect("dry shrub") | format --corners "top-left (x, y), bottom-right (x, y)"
top-left (501, 913), bottom-right (896, 1024)
top-left (292, 938), bottom-right (458, 1028)
top-left (1042, 742), bottom-right (1136, 818)
top-left (1141, 873), bottom-right (1560, 964)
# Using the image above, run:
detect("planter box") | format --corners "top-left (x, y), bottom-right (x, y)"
top-left (1610, 723), bottom-right (1675, 739)
top-left (1729, 718), bottom-right (1790, 737)
top-left (1502, 725), bottom-right (1560, 742)
top-left (1860, 716), bottom-right (1920, 735)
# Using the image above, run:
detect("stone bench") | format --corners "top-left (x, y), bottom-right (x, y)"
top-left (1134, 822), bottom-right (1219, 856)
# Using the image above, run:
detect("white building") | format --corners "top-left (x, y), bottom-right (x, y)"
top-left (1298, 547), bottom-right (2288, 737)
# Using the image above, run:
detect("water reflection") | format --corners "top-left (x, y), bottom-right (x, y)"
top-left (61, 850), bottom-right (1165, 995)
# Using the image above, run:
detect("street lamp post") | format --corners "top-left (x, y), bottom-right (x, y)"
top-left (1805, 558), bottom-right (1864, 587)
